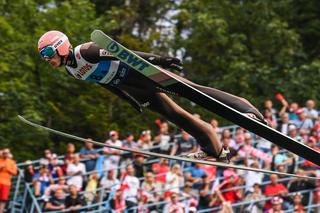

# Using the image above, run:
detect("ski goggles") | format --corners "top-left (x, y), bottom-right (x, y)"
top-left (39, 46), bottom-right (56, 59)
top-left (39, 35), bottom-right (68, 59)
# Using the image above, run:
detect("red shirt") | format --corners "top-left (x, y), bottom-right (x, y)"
top-left (152, 163), bottom-right (169, 184)
top-left (264, 183), bottom-right (287, 209)
top-left (221, 183), bottom-right (241, 204)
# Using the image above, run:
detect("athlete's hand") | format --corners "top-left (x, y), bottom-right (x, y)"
top-left (161, 56), bottom-right (183, 71)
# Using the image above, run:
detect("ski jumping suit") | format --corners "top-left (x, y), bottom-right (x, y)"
top-left (65, 42), bottom-right (264, 158)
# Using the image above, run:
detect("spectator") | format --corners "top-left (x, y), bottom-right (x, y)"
top-left (43, 176), bottom-right (69, 202)
top-left (243, 183), bottom-right (265, 213)
top-left (291, 192), bottom-right (305, 213)
top-left (156, 122), bottom-right (172, 154)
top-left (180, 181), bottom-right (198, 205)
top-left (121, 164), bottom-right (140, 212)
top-left (84, 171), bottom-right (99, 205)
top-left (79, 138), bottom-right (99, 172)
top-left (110, 189), bottom-right (126, 212)
top-left (44, 188), bottom-right (66, 211)
top-left (65, 184), bottom-right (84, 213)
top-left (288, 169), bottom-right (315, 206)
top-left (0, 149), bottom-right (17, 213)
top-left (221, 129), bottom-right (236, 147)
top-left (141, 172), bottom-right (162, 202)
top-left (196, 174), bottom-right (212, 210)
top-left (40, 149), bottom-right (54, 166)
top-left (219, 170), bottom-right (242, 204)
top-left (244, 161), bottom-right (263, 194)
top-left (238, 133), bottom-right (272, 166)
top-left (287, 124), bottom-right (303, 142)
top-left (120, 133), bottom-right (138, 169)
top-left (170, 130), bottom-right (197, 156)
top-left (185, 163), bottom-right (206, 187)
top-left (288, 102), bottom-right (300, 122)
top-left (164, 192), bottom-right (185, 213)
top-left (138, 130), bottom-right (153, 150)
top-left (151, 158), bottom-right (170, 186)
top-left (165, 163), bottom-right (183, 196)
top-left (264, 99), bottom-right (278, 121)
top-left (294, 109), bottom-right (313, 133)
top-left (198, 164), bottom-right (217, 181)
top-left (232, 128), bottom-right (245, 150)
top-left (32, 165), bottom-right (53, 196)
top-left (48, 154), bottom-right (64, 179)
top-left (133, 154), bottom-right (147, 178)
top-left (264, 174), bottom-right (288, 210)
top-left (23, 160), bottom-right (35, 183)
top-left (100, 169), bottom-right (120, 200)
top-left (271, 145), bottom-right (288, 168)
top-left (265, 196), bottom-right (284, 213)
top-left (103, 130), bottom-right (123, 179)
top-left (264, 109), bottom-right (277, 129)
top-left (63, 143), bottom-right (76, 173)
top-left (304, 99), bottom-right (318, 121)
top-left (276, 112), bottom-right (291, 135)
top-left (66, 154), bottom-right (86, 190)
top-left (302, 137), bottom-right (320, 169)
top-left (255, 136), bottom-right (272, 154)
top-left (221, 137), bottom-right (237, 162)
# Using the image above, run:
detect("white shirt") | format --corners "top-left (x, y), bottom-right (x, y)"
top-left (103, 139), bottom-right (123, 167)
top-left (122, 175), bottom-right (140, 203)
top-left (245, 171), bottom-right (263, 193)
top-left (66, 162), bottom-right (86, 190)
top-left (165, 172), bottom-right (181, 193)
top-left (100, 177), bottom-right (120, 192)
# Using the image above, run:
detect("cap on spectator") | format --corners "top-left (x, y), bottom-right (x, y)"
top-left (25, 160), bottom-right (33, 165)
top-left (271, 196), bottom-right (283, 204)
top-left (109, 130), bottom-right (118, 137)
top-left (288, 124), bottom-right (297, 131)
top-left (141, 130), bottom-right (151, 136)
top-left (296, 108), bottom-right (304, 115)
top-left (134, 153), bottom-right (144, 158)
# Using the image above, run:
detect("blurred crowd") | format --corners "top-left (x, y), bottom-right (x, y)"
top-left (13, 97), bottom-right (320, 212)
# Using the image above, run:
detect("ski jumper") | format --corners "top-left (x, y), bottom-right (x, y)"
top-left (65, 42), bottom-right (264, 158)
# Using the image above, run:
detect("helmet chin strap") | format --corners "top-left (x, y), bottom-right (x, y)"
top-left (63, 49), bottom-right (76, 67)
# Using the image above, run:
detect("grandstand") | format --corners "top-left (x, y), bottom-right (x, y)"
top-left (5, 107), bottom-right (320, 212)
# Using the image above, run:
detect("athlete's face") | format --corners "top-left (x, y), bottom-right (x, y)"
top-left (44, 54), bottom-right (61, 68)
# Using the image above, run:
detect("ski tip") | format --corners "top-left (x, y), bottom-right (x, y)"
top-left (90, 30), bottom-right (105, 40)
top-left (17, 115), bottom-right (30, 124)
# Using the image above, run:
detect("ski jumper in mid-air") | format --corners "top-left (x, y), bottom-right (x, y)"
top-left (38, 30), bottom-right (266, 163)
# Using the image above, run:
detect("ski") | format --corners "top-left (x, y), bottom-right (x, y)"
top-left (18, 115), bottom-right (318, 179)
top-left (91, 29), bottom-right (320, 166)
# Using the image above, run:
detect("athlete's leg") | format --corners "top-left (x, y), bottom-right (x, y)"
top-left (148, 92), bottom-right (223, 158)
top-left (167, 72), bottom-right (265, 122)
top-left (109, 69), bottom-right (226, 158)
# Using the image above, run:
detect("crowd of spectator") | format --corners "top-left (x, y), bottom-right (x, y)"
top-left (12, 97), bottom-right (320, 212)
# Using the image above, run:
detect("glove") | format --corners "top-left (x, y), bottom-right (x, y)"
top-left (160, 56), bottom-right (183, 71)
